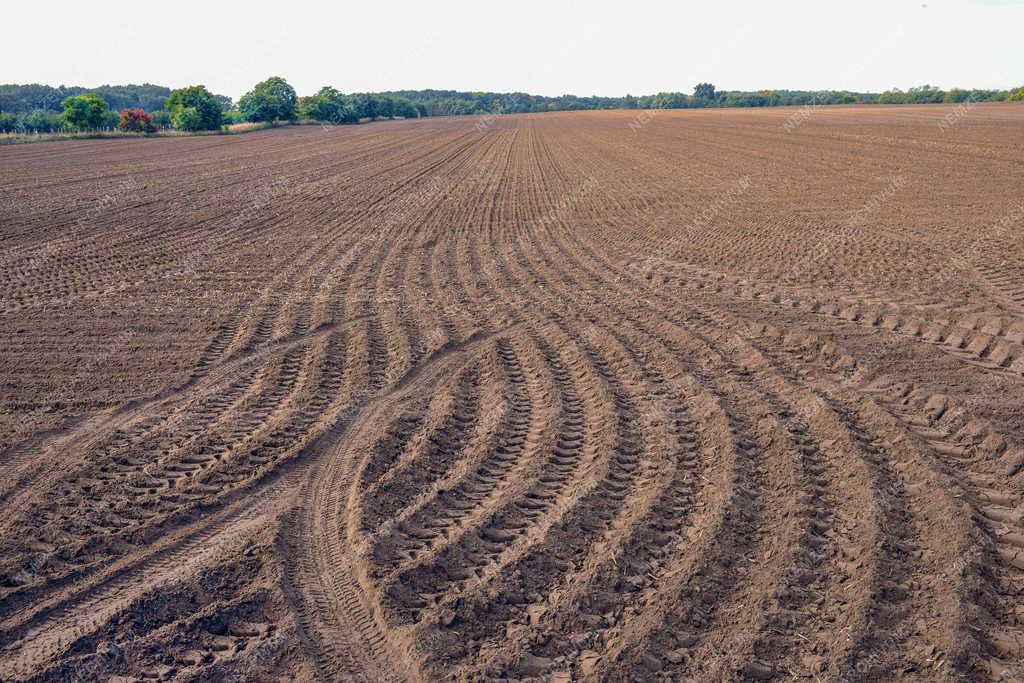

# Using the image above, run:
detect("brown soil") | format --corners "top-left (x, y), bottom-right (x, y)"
top-left (1, 103), bottom-right (1023, 681)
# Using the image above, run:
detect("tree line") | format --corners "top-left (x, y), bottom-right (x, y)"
top-left (2, 78), bottom-right (1023, 134)
top-left (0, 77), bottom-right (426, 133)
top-left (388, 83), bottom-right (1023, 115)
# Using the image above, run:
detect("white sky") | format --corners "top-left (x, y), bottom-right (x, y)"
top-left (3, 0), bottom-right (1022, 100)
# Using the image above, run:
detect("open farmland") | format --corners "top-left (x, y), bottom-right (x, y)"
top-left (2, 104), bottom-right (1024, 681)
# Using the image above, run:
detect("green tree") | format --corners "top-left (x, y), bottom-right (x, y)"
top-left (905, 85), bottom-right (944, 104)
top-left (166, 85), bottom-right (223, 130)
top-left (693, 83), bottom-right (716, 101)
top-left (392, 98), bottom-right (418, 118)
top-left (150, 110), bottom-right (172, 127)
top-left (0, 112), bottom-right (19, 131)
top-left (376, 96), bottom-right (395, 119)
top-left (298, 87), bottom-right (358, 124)
top-left (943, 88), bottom-right (971, 103)
top-left (23, 109), bottom-right (62, 132)
top-left (649, 92), bottom-right (680, 108)
top-left (1008, 87), bottom-right (1024, 102)
top-left (239, 76), bottom-right (297, 122)
top-left (877, 89), bottom-right (907, 104)
top-left (351, 93), bottom-right (378, 119)
top-left (212, 93), bottom-right (233, 111)
top-left (61, 93), bottom-right (109, 129)
top-left (171, 107), bottom-right (203, 131)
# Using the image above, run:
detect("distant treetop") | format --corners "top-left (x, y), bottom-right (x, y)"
top-left (166, 85), bottom-right (224, 131)
top-left (239, 77), bottom-right (298, 123)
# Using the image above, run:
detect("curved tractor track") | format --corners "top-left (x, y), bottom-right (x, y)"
top-left (1, 104), bottom-right (1023, 681)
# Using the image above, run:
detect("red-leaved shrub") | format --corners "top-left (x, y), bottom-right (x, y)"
top-left (117, 108), bottom-right (158, 133)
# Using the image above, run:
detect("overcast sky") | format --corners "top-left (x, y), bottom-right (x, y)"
top-left (4, 0), bottom-right (1022, 100)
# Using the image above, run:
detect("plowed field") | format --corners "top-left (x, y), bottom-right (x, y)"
top-left (2, 104), bottom-right (1024, 681)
